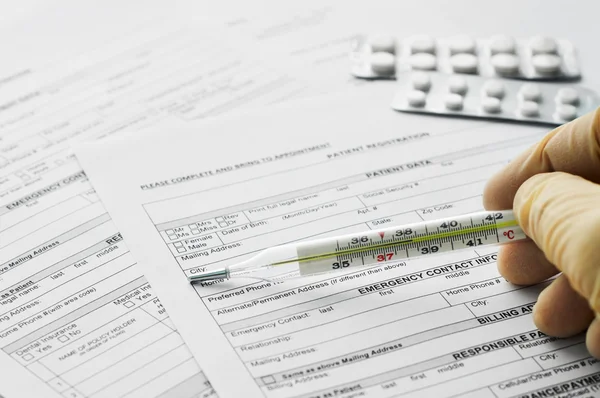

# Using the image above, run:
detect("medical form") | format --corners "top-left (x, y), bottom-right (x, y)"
top-left (0, 12), bottom-right (321, 397)
top-left (75, 88), bottom-right (600, 398)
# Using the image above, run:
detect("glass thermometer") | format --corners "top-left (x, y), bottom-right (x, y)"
top-left (189, 210), bottom-right (526, 284)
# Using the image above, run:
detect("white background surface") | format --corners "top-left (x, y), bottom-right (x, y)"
top-left (1, 0), bottom-right (599, 88)
top-left (0, 1), bottom-right (598, 397)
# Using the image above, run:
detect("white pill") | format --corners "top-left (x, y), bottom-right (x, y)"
top-left (519, 83), bottom-right (542, 102)
top-left (529, 36), bottom-right (558, 54)
top-left (532, 54), bottom-right (561, 74)
top-left (407, 90), bottom-right (427, 107)
top-left (556, 104), bottom-right (578, 121)
top-left (409, 53), bottom-right (437, 70)
top-left (491, 53), bottom-right (520, 75)
top-left (520, 100), bottom-right (540, 117)
top-left (482, 97), bottom-right (502, 113)
top-left (449, 35), bottom-right (476, 54)
top-left (450, 53), bottom-right (478, 73)
top-left (411, 72), bottom-right (432, 91)
top-left (368, 34), bottom-right (396, 53)
top-left (410, 35), bottom-right (436, 54)
top-left (444, 93), bottom-right (464, 110)
top-left (556, 87), bottom-right (580, 105)
top-left (448, 76), bottom-right (468, 95)
top-left (489, 35), bottom-right (516, 54)
top-left (370, 52), bottom-right (396, 74)
top-left (483, 80), bottom-right (505, 99)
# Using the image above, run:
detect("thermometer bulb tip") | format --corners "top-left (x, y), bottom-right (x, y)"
top-left (189, 268), bottom-right (230, 284)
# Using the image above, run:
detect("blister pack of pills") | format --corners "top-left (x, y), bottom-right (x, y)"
top-left (390, 72), bottom-right (599, 126)
top-left (350, 34), bottom-right (580, 81)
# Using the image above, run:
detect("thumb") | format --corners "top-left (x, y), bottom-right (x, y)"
top-left (514, 171), bottom-right (600, 312)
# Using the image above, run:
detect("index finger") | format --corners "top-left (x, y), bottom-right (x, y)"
top-left (483, 107), bottom-right (600, 210)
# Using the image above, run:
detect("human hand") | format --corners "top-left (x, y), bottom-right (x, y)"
top-left (482, 107), bottom-right (600, 356)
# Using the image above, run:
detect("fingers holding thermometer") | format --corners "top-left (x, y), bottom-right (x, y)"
top-left (513, 173), bottom-right (600, 348)
top-left (483, 107), bottom-right (600, 355)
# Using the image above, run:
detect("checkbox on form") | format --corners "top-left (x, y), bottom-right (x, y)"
top-left (261, 376), bottom-right (276, 385)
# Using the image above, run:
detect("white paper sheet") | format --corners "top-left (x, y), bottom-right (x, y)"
top-left (75, 87), bottom-right (600, 398)
top-left (0, 8), bottom-right (341, 397)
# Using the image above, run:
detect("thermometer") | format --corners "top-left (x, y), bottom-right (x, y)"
top-left (188, 210), bottom-right (526, 284)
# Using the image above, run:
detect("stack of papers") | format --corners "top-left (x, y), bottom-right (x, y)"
top-left (2, 2), bottom-right (600, 398)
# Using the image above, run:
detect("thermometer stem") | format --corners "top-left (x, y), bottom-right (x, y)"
top-left (189, 210), bottom-right (525, 284)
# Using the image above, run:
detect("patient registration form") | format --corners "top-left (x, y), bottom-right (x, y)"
top-left (76, 90), bottom-right (600, 398)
